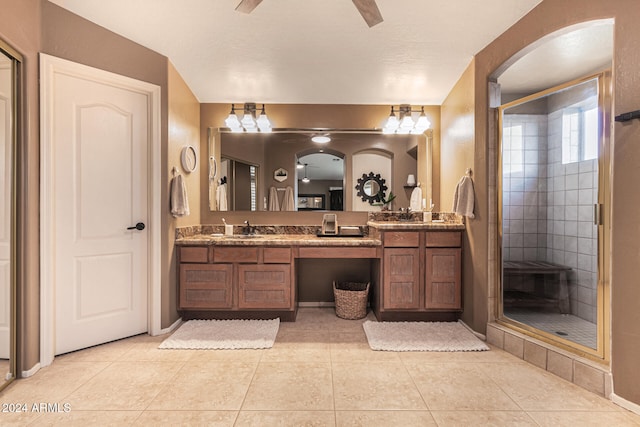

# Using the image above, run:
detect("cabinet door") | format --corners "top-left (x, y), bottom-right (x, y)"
top-left (383, 248), bottom-right (420, 310)
top-left (425, 248), bottom-right (461, 310)
top-left (179, 263), bottom-right (233, 309)
top-left (237, 264), bottom-right (292, 309)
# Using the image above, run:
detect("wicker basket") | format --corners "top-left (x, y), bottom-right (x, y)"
top-left (333, 281), bottom-right (370, 320)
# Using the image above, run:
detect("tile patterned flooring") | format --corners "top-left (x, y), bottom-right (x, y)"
top-left (504, 309), bottom-right (597, 348)
top-left (1, 308), bottom-right (639, 426)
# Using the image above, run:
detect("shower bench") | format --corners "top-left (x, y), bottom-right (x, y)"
top-left (503, 261), bottom-right (571, 314)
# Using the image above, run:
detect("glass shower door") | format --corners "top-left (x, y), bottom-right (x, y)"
top-left (499, 73), bottom-right (608, 356)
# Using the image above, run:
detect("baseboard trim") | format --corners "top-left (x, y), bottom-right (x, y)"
top-left (298, 302), bottom-right (335, 308)
top-left (155, 317), bottom-right (182, 336)
top-left (612, 393), bottom-right (640, 415)
top-left (21, 362), bottom-right (41, 378)
top-left (459, 319), bottom-right (486, 340)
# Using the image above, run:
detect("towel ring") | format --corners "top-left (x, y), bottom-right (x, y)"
top-left (181, 145), bottom-right (198, 173)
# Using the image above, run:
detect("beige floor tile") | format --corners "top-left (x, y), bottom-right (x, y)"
top-left (330, 338), bottom-right (400, 363)
top-left (0, 362), bottom-right (110, 403)
top-left (398, 344), bottom-right (524, 364)
top-left (527, 410), bottom-right (640, 426)
top-left (147, 361), bottom-right (256, 410)
top-left (336, 410), bottom-right (436, 426)
top-left (25, 410), bottom-right (142, 426)
top-left (235, 410), bottom-right (336, 426)
top-left (119, 341), bottom-right (197, 362)
top-left (188, 348), bottom-right (264, 363)
top-left (0, 411), bottom-right (43, 426)
top-left (136, 410), bottom-right (238, 426)
top-left (405, 362), bottom-right (520, 411)
top-left (64, 361), bottom-right (183, 410)
top-left (261, 330), bottom-right (332, 362)
top-left (477, 362), bottom-right (621, 411)
top-left (329, 331), bottom-right (368, 344)
top-left (243, 362), bottom-right (333, 411)
top-left (430, 410), bottom-right (538, 426)
top-left (332, 361), bottom-right (426, 411)
top-left (55, 338), bottom-right (137, 363)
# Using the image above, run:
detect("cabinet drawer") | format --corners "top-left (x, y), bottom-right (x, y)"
top-left (383, 231), bottom-right (420, 247)
top-left (237, 264), bottom-right (292, 309)
top-left (213, 246), bottom-right (258, 263)
top-left (179, 264), bottom-right (233, 309)
top-left (426, 231), bottom-right (461, 247)
top-left (180, 246), bottom-right (209, 263)
top-left (263, 247), bottom-right (292, 263)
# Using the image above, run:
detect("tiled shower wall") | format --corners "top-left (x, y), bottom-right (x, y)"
top-left (502, 114), bottom-right (598, 323)
top-left (546, 110), bottom-right (598, 323)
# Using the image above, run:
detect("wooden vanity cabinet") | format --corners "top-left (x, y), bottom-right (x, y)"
top-left (178, 245), bottom-right (295, 319)
top-left (382, 232), bottom-right (421, 310)
top-left (376, 230), bottom-right (463, 321)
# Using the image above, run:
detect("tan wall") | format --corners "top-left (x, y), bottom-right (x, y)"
top-left (166, 62), bottom-right (200, 327)
top-left (473, 0), bottom-right (640, 406)
top-left (0, 0), bottom-right (41, 375)
top-left (200, 104), bottom-right (441, 225)
top-left (440, 60), bottom-right (476, 328)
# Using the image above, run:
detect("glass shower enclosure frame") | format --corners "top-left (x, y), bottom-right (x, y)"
top-left (497, 71), bottom-right (611, 361)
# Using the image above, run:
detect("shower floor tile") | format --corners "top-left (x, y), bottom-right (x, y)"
top-left (504, 309), bottom-right (597, 348)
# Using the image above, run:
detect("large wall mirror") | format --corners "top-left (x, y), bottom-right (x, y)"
top-left (0, 40), bottom-right (21, 391)
top-left (208, 129), bottom-right (431, 213)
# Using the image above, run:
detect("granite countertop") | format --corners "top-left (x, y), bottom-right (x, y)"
top-left (367, 220), bottom-right (465, 231)
top-left (175, 233), bottom-right (381, 247)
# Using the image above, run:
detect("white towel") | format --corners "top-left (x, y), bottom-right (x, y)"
top-left (268, 186), bottom-right (280, 211)
top-left (409, 186), bottom-right (422, 211)
top-left (216, 183), bottom-right (228, 211)
top-left (281, 186), bottom-right (295, 211)
top-left (452, 175), bottom-right (475, 218)
top-left (170, 174), bottom-right (190, 217)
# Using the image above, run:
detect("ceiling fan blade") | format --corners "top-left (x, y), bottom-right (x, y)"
top-left (235, 0), bottom-right (264, 14)
top-left (352, 0), bottom-right (384, 28)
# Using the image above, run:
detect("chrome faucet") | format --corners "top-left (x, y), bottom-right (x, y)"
top-left (242, 220), bottom-right (257, 235)
top-left (399, 207), bottom-right (412, 221)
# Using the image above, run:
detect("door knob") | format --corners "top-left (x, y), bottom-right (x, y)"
top-left (127, 222), bottom-right (145, 231)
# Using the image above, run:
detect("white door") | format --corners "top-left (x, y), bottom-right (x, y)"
top-left (42, 55), bottom-right (152, 355)
top-left (0, 57), bottom-right (11, 359)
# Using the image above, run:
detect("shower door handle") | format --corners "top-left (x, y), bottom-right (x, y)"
top-left (593, 204), bottom-right (603, 226)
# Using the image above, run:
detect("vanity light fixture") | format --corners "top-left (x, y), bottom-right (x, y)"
top-left (311, 134), bottom-right (331, 143)
top-left (225, 102), bottom-right (272, 133)
top-left (383, 104), bottom-right (431, 135)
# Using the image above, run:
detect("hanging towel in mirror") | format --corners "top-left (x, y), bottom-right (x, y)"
top-left (268, 186), bottom-right (280, 211)
top-left (281, 186), bottom-right (295, 211)
top-left (216, 182), bottom-right (228, 211)
top-left (170, 174), bottom-right (190, 217)
top-left (452, 175), bottom-right (475, 218)
top-left (409, 186), bottom-right (422, 211)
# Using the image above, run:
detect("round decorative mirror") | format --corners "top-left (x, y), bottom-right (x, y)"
top-left (355, 172), bottom-right (387, 204)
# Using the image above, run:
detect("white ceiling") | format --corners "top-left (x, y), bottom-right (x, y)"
top-left (49, 0), bottom-right (542, 105)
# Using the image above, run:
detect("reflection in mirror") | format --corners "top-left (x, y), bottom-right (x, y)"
top-left (296, 152), bottom-right (344, 211)
top-left (219, 157), bottom-right (258, 211)
top-left (210, 130), bottom-right (429, 213)
top-left (0, 42), bottom-right (19, 391)
top-left (364, 180), bottom-right (379, 197)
